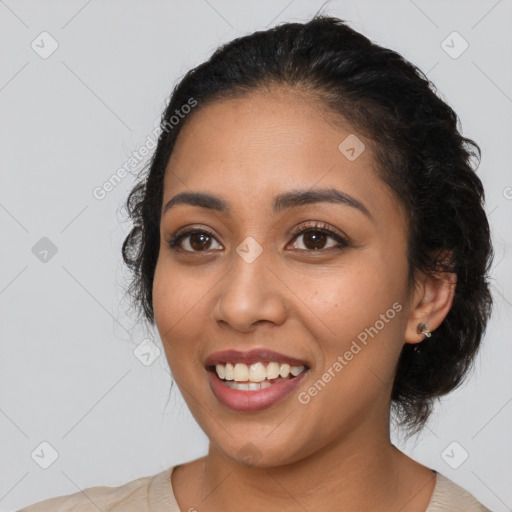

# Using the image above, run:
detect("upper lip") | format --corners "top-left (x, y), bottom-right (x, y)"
top-left (204, 349), bottom-right (310, 368)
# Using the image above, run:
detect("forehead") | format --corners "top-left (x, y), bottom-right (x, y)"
top-left (162, 88), bottom-right (401, 222)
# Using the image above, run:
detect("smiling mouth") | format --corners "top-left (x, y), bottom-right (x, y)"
top-left (207, 361), bottom-right (309, 391)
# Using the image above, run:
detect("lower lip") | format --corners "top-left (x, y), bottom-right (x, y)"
top-left (207, 369), bottom-right (309, 412)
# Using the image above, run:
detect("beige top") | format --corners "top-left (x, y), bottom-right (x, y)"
top-left (19, 465), bottom-right (492, 511)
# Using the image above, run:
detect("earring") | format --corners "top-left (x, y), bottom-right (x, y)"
top-left (417, 322), bottom-right (432, 339)
top-left (414, 322), bottom-right (432, 353)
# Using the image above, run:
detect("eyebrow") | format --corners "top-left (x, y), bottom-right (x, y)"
top-left (163, 188), bottom-right (374, 221)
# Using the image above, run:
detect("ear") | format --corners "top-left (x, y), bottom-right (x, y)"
top-left (404, 257), bottom-right (457, 345)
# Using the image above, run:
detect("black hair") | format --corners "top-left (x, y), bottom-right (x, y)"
top-left (122, 15), bottom-right (493, 436)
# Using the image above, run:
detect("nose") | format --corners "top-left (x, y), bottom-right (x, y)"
top-left (212, 247), bottom-right (287, 333)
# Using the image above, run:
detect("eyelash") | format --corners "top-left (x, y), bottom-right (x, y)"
top-left (166, 221), bottom-right (349, 253)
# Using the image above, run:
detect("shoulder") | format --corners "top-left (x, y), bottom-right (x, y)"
top-left (426, 472), bottom-right (493, 512)
top-left (18, 466), bottom-right (176, 512)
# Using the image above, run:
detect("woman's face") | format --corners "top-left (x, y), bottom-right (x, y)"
top-left (153, 88), bottom-right (418, 467)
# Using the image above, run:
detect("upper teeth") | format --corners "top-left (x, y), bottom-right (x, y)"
top-left (215, 362), bottom-right (306, 382)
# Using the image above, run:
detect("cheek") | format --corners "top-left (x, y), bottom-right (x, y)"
top-left (153, 260), bottom-right (179, 332)
top-left (294, 270), bottom-right (407, 427)
top-left (301, 257), bottom-right (409, 401)
top-left (153, 252), bottom-right (211, 325)
top-left (152, 258), bottom-right (206, 366)
top-left (304, 256), bottom-right (407, 339)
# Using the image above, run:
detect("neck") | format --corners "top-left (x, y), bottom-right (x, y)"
top-left (192, 422), bottom-right (435, 511)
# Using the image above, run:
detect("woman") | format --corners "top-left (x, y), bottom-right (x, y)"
top-left (20, 14), bottom-right (494, 512)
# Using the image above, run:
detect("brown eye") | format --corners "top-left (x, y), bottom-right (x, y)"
top-left (168, 229), bottom-right (223, 252)
top-left (289, 222), bottom-right (349, 252)
top-left (300, 231), bottom-right (330, 250)
top-left (188, 232), bottom-right (213, 251)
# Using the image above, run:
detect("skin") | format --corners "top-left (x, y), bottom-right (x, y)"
top-left (152, 86), bottom-right (456, 511)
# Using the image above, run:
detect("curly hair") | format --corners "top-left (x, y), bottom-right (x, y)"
top-left (121, 15), bottom-right (493, 436)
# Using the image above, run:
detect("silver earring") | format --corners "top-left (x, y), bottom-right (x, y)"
top-left (414, 323), bottom-right (432, 353)
top-left (417, 322), bottom-right (432, 339)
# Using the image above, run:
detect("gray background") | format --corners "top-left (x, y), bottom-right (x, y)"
top-left (1, 1), bottom-right (511, 511)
